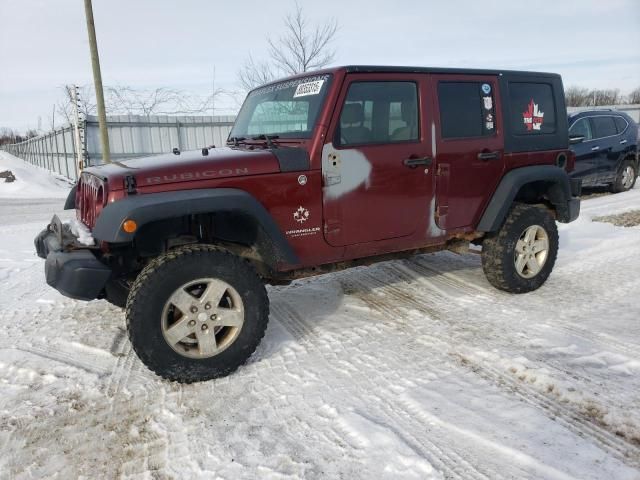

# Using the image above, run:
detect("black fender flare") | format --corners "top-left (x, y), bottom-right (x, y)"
top-left (64, 184), bottom-right (77, 210)
top-left (477, 165), bottom-right (580, 232)
top-left (92, 188), bottom-right (298, 265)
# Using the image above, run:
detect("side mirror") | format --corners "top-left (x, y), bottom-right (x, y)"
top-left (569, 135), bottom-right (585, 145)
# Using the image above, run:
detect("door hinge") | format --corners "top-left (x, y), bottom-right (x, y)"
top-left (124, 175), bottom-right (137, 194)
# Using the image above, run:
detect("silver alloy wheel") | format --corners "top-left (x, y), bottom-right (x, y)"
top-left (514, 225), bottom-right (549, 279)
top-left (161, 278), bottom-right (244, 359)
top-left (621, 165), bottom-right (635, 190)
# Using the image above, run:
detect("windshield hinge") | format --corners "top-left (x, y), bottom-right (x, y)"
top-left (124, 175), bottom-right (137, 194)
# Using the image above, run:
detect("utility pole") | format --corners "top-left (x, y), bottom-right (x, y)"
top-left (83, 0), bottom-right (111, 164)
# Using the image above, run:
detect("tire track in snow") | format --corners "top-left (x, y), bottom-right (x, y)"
top-left (454, 353), bottom-right (640, 468)
top-left (10, 343), bottom-right (113, 377)
top-left (338, 265), bottom-right (640, 468)
top-left (399, 258), bottom-right (640, 407)
top-left (271, 300), bottom-right (491, 480)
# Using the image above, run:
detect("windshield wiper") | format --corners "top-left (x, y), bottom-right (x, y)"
top-left (251, 134), bottom-right (279, 149)
top-left (228, 136), bottom-right (247, 147)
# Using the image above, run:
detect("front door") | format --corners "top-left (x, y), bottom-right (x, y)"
top-left (322, 75), bottom-right (433, 247)
top-left (569, 117), bottom-right (599, 186)
top-left (430, 75), bottom-right (505, 230)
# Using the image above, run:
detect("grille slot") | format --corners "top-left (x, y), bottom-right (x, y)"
top-left (76, 173), bottom-right (106, 229)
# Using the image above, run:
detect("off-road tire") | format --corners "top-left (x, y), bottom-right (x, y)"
top-left (126, 244), bottom-right (269, 383)
top-left (481, 203), bottom-right (558, 293)
top-left (610, 159), bottom-right (637, 193)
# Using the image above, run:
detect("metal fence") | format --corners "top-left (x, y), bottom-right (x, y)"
top-left (84, 115), bottom-right (236, 165)
top-left (1, 115), bottom-right (237, 180)
top-left (2, 126), bottom-right (81, 179)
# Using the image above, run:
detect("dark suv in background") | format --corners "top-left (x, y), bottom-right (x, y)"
top-left (568, 110), bottom-right (639, 192)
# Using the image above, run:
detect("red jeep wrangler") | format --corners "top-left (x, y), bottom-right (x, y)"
top-left (35, 66), bottom-right (581, 382)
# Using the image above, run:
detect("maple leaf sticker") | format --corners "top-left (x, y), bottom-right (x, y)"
top-left (293, 206), bottom-right (310, 223)
top-left (522, 99), bottom-right (544, 131)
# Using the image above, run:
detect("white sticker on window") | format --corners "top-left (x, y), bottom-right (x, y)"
top-left (293, 79), bottom-right (325, 98)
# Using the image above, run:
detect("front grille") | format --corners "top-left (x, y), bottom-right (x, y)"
top-left (76, 173), bottom-right (106, 229)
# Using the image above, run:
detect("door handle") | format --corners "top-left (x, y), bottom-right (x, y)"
top-left (591, 146), bottom-right (600, 151)
top-left (620, 139), bottom-right (628, 145)
top-left (477, 151), bottom-right (500, 161)
top-left (403, 157), bottom-right (433, 168)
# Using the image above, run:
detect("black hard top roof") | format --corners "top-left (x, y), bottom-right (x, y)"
top-left (342, 65), bottom-right (561, 78)
top-left (252, 65), bottom-right (562, 93)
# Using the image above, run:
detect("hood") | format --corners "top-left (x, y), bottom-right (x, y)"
top-left (86, 147), bottom-right (281, 191)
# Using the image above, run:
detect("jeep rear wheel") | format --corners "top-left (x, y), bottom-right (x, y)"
top-left (126, 245), bottom-right (269, 383)
top-left (481, 204), bottom-right (558, 293)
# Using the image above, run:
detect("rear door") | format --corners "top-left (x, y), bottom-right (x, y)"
top-left (590, 115), bottom-right (620, 183)
top-left (321, 74), bottom-right (433, 246)
top-left (430, 75), bottom-right (505, 230)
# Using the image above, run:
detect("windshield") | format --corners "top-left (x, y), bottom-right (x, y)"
top-left (229, 73), bottom-right (332, 140)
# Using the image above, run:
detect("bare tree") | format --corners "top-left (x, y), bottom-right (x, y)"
top-left (591, 88), bottom-right (621, 106)
top-left (56, 85), bottom-right (97, 126)
top-left (238, 55), bottom-right (278, 92)
top-left (105, 86), bottom-right (225, 116)
top-left (565, 86), bottom-right (591, 107)
top-left (565, 86), bottom-right (624, 107)
top-left (627, 87), bottom-right (640, 104)
top-left (238, 3), bottom-right (338, 90)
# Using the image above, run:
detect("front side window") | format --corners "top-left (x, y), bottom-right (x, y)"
top-left (591, 116), bottom-right (617, 138)
top-left (438, 82), bottom-right (496, 139)
top-left (230, 74), bottom-right (332, 139)
top-left (509, 82), bottom-right (557, 135)
top-left (338, 81), bottom-right (419, 146)
top-left (569, 118), bottom-right (592, 140)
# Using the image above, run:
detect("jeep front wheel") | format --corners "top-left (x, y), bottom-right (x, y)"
top-left (481, 204), bottom-right (559, 293)
top-left (126, 245), bottom-right (269, 383)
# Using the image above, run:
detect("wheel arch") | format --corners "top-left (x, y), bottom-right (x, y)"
top-left (477, 165), bottom-right (579, 232)
top-left (92, 188), bottom-right (298, 271)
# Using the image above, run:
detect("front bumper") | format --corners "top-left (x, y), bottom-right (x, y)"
top-left (35, 216), bottom-right (111, 301)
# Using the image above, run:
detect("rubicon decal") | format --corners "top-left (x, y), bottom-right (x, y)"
top-left (145, 168), bottom-right (250, 184)
top-left (522, 99), bottom-right (544, 131)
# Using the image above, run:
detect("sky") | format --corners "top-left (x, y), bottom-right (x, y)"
top-left (1, 0), bottom-right (639, 132)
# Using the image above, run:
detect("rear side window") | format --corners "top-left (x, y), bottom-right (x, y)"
top-left (569, 118), bottom-right (592, 140)
top-left (614, 116), bottom-right (628, 134)
top-left (438, 82), bottom-right (496, 138)
top-left (338, 81), bottom-right (419, 146)
top-left (592, 116), bottom-right (617, 138)
top-left (509, 82), bottom-right (556, 135)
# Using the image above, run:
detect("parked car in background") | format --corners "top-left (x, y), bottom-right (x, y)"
top-left (568, 110), bottom-right (638, 192)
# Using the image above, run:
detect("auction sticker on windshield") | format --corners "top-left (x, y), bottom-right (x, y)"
top-left (294, 79), bottom-right (325, 98)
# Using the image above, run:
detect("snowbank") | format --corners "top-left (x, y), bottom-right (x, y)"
top-left (0, 151), bottom-right (73, 199)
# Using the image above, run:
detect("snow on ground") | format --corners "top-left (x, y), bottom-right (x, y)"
top-left (0, 151), bottom-right (72, 199)
top-left (0, 153), bottom-right (639, 479)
